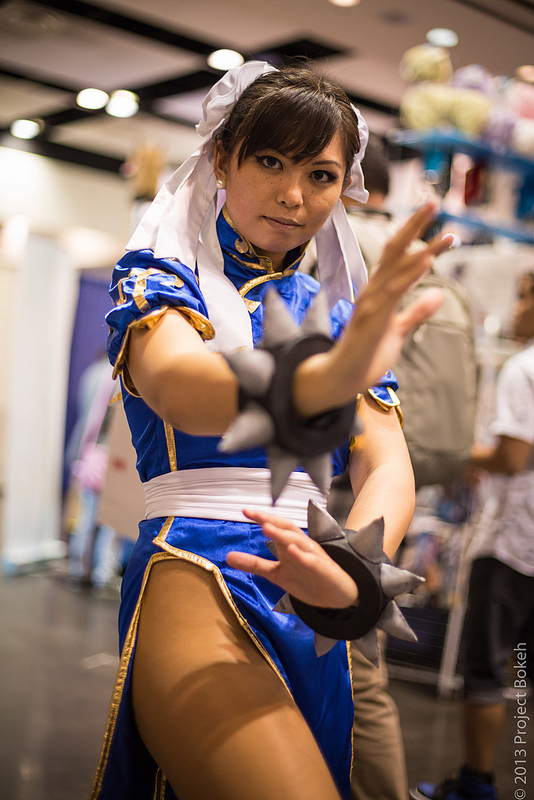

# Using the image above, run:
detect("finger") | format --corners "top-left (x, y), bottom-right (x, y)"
top-left (395, 288), bottom-right (444, 333)
top-left (386, 202), bottom-right (437, 254)
top-left (262, 519), bottom-right (310, 541)
top-left (243, 508), bottom-right (302, 533)
top-left (425, 232), bottom-right (455, 258)
top-left (226, 550), bottom-right (278, 576)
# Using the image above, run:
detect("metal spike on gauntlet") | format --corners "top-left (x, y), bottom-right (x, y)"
top-left (273, 501), bottom-right (424, 666)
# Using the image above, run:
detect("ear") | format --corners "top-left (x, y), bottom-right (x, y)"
top-left (213, 142), bottom-right (229, 184)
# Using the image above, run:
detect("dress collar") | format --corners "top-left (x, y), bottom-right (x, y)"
top-left (217, 205), bottom-right (308, 278)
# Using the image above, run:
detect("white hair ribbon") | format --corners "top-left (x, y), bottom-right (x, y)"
top-left (126, 61), bottom-right (369, 351)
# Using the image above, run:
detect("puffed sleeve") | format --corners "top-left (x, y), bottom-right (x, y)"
top-left (367, 369), bottom-right (402, 423)
top-left (106, 249), bottom-right (215, 396)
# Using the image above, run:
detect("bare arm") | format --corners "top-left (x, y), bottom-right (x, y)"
top-left (128, 309), bottom-right (239, 435)
top-left (346, 394), bottom-right (416, 559)
top-left (470, 436), bottom-right (532, 475)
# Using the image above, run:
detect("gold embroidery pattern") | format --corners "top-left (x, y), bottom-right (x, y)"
top-left (163, 422), bottom-right (178, 472)
top-left (243, 298), bottom-right (261, 313)
top-left (116, 268), bottom-right (185, 311)
top-left (117, 267), bottom-right (144, 305)
top-left (134, 269), bottom-right (185, 312)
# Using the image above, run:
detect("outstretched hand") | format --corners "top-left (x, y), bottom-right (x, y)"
top-left (226, 509), bottom-right (358, 608)
top-left (293, 202), bottom-right (454, 416)
top-left (352, 201), bottom-right (454, 388)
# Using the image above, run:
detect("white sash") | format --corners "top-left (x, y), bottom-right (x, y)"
top-left (143, 467), bottom-right (327, 527)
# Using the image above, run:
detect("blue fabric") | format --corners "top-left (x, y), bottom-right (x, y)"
top-left (96, 209), bottom-right (399, 799)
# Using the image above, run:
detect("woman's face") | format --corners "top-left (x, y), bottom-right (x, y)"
top-left (215, 132), bottom-right (347, 270)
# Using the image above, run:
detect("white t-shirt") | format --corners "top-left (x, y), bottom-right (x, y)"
top-left (470, 341), bottom-right (534, 575)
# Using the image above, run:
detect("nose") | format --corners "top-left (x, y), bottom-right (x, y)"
top-left (277, 174), bottom-right (304, 208)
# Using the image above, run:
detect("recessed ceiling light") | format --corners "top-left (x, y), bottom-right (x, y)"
top-left (516, 65), bottom-right (534, 83)
top-left (426, 28), bottom-right (459, 48)
top-left (10, 118), bottom-right (41, 139)
top-left (76, 88), bottom-right (109, 110)
top-left (207, 49), bottom-right (245, 71)
top-left (105, 90), bottom-right (139, 118)
top-left (328, 0), bottom-right (361, 6)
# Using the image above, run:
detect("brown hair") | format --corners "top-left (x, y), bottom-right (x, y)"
top-left (215, 66), bottom-right (361, 188)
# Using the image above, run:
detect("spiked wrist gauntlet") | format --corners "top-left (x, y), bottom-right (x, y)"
top-left (219, 290), bottom-right (360, 501)
top-left (289, 535), bottom-right (391, 642)
top-left (236, 332), bottom-right (356, 459)
top-left (275, 501), bottom-right (424, 666)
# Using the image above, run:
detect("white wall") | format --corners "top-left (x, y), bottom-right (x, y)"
top-left (0, 146), bottom-right (132, 240)
top-left (0, 146), bottom-right (133, 571)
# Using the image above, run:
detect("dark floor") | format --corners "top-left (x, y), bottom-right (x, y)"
top-left (1, 565), bottom-right (531, 800)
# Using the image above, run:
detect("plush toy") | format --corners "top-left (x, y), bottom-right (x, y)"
top-left (399, 44), bottom-right (453, 84)
top-left (450, 63), bottom-right (494, 94)
top-left (400, 82), bottom-right (492, 137)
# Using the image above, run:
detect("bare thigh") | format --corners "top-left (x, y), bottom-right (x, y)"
top-left (132, 558), bottom-right (342, 800)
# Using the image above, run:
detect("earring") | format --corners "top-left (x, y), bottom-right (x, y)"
top-left (216, 179), bottom-right (225, 190)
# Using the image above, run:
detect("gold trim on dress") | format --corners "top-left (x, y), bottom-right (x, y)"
top-left (163, 422), bottom-right (178, 471)
top-left (91, 519), bottom-right (297, 798)
top-left (243, 298), bottom-right (261, 313)
top-left (346, 640), bottom-right (355, 782)
top-left (176, 306), bottom-right (215, 340)
top-left (367, 385), bottom-right (400, 411)
top-left (90, 546), bottom-right (175, 799)
top-left (112, 308), bottom-right (170, 395)
top-left (153, 768), bottom-right (166, 800)
top-left (367, 386), bottom-right (403, 427)
top-left (112, 306), bottom-right (215, 396)
top-left (153, 525), bottom-right (293, 695)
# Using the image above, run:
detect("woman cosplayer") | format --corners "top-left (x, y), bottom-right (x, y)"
top-left (91, 62), bottom-right (452, 800)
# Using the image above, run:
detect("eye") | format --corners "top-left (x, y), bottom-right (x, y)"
top-left (255, 154), bottom-right (282, 170)
top-left (310, 169), bottom-right (338, 184)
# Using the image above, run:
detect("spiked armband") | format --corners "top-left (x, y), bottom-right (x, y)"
top-left (219, 289), bottom-right (359, 501)
top-left (274, 501), bottom-right (424, 666)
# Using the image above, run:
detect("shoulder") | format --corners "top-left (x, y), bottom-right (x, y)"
top-left (500, 343), bottom-right (534, 386)
top-left (113, 249), bottom-right (200, 291)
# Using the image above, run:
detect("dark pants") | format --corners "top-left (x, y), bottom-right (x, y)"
top-left (462, 557), bottom-right (534, 704)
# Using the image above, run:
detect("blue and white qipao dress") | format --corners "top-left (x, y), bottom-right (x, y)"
top-left (91, 208), bottom-right (399, 800)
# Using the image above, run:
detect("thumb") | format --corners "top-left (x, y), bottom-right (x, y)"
top-left (396, 288), bottom-right (443, 334)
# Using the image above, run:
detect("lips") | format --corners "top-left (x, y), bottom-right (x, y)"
top-left (264, 216), bottom-right (301, 229)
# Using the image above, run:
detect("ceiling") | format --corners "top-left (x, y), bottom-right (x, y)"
top-left (1, 0), bottom-right (534, 176)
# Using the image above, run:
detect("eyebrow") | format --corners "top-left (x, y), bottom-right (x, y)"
top-left (310, 159), bottom-right (343, 168)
